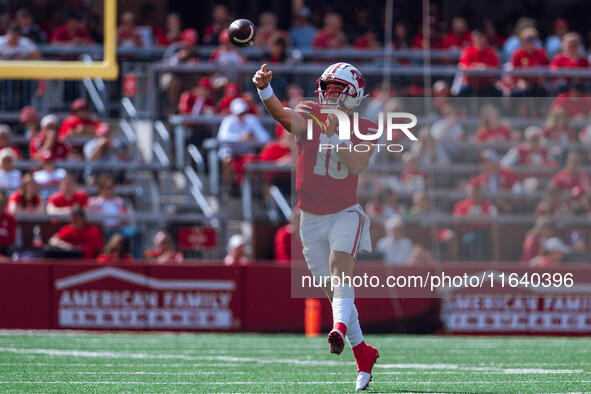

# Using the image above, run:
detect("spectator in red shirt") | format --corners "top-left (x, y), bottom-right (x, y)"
top-left (59, 98), bottom-right (100, 138)
top-left (223, 234), bottom-right (250, 266)
top-left (274, 208), bottom-right (303, 264)
top-left (258, 126), bottom-right (291, 163)
top-left (550, 80), bottom-right (591, 118)
top-left (7, 174), bottom-right (44, 215)
top-left (452, 182), bottom-right (498, 260)
top-left (550, 32), bottom-right (589, 69)
top-left (29, 115), bottom-right (72, 161)
top-left (354, 30), bottom-right (380, 49)
top-left (501, 126), bottom-right (552, 168)
top-left (144, 230), bottom-right (184, 264)
top-left (510, 26), bottom-right (548, 97)
top-left (442, 17), bottom-right (471, 50)
top-left (457, 30), bottom-right (502, 97)
top-left (48, 208), bottom-right (103, 259)
top-left (521, 216), bottom-right (555, 262)
top-left (117, 11), bottom-right (144, 48)
top-left (541, 107), bottom-right (576, 143)
top-left (97, 233), bottom-right (133, 264)
top-left (50, 12), bottom-right (94, 45)
top-left (257, 127), bottom-right (292, 204)
top-left (152, 13), bottom-right (181, 46)
top-left (0, 191), bottom-right (16, 255)
top-left (473, 149), bottom-right (519, 194)
top-left (550, 32), bottom-right (589, 92)
top-left (312, 12), bottom-right (347, 49)
top-left (19, 105), bottom-right (39, 139)
top-left (178, 77), bottom-right (216, 115)
top-left (475, 104), bottom-right (512, 142)
top-left (458, 30), bottom-right (501, 97)
top-left (217, 83), bottom-right (256, 115)
top-left (0, 124), bottom-right (21, 159)
top-left (47, 172), bottom-right (88, 215)
top-left (202, 4), bottom-right (229, 45)
top-left (552, 151), bottom-right (591, 191)
top-left (156, 13), bottom-right (182, 47)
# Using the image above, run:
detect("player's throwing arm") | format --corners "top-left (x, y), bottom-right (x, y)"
top-left (252, 64), bottom-right (306, 139)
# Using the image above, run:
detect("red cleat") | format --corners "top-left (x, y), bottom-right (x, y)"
top-left (328, 322), bottom-right (347, 355)
top-left (352, 342), bottom-right (379, 390)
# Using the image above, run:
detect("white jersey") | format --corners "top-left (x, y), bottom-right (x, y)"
top-left (0, 36), bottom-right (38, 59)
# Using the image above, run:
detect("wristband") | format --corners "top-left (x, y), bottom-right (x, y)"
top-left (329, 133), bottom-right (352, 147)
top-left (257, 83), bottom-right (273, 101)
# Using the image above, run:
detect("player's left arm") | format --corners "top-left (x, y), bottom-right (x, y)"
top-left (326, 112), bottom-right (374, 176)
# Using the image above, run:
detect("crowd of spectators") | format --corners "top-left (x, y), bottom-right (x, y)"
top-left (0, 96), bottom-right (188, 263)
top-left (352, 90), bottom-right (591, 265)
top-left (2, 3), bottom-right (591, 265)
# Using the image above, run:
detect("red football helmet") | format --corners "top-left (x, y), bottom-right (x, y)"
top-left (315, 62), bottom-right (367, 109)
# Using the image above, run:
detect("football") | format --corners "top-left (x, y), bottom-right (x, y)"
top-left (228, 19), bottom-right (256, 48)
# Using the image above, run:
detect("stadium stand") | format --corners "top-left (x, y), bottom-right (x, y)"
top-left (0, 3), bottom-right (590, 267)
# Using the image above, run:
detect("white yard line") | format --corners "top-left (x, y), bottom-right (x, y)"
top-left (0, 362), bottom-right (243, 368)
top-left (0, 347), bottom-right (347, 367)
top-left (3, 371), bottom-right (247, 375)
top-left (0, 380), bottom-right (590, 385)
top-left (0, 348), bottom-right (588, 376)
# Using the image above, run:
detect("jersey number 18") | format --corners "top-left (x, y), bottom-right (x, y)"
top-left (312, 133), bottom-right (349, 179)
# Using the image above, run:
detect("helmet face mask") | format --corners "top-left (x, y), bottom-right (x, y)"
top-left (315, 63), bottom-right (366, 109)
top-left (319, 81), bottom-right (347, 106)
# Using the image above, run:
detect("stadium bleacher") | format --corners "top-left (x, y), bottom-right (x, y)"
top-left (0, 3), bottom-right (588, 267)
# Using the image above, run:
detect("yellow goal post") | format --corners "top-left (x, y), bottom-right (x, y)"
top-left (0, 0), bottom-right (118, 80)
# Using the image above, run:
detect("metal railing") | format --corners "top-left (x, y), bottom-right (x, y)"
top-left (154, 120), bottom-right (173, 164)
top-left (120, 97), bottom-right (138, 140)
top-left (269, 185), bottom-right (292, 222)
top-left (37, 44), bottom-right (591, 65)
top-left (80, 54), bottom-right (107, 118)
top-left (185, 144), bottom-right (218, 227)
top-left (187, 144), bottom-right (206, 177)
top-left (241, 162), bottom-right (291, 223)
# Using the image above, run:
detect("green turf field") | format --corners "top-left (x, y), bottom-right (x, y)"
top-left (0, 331), bottom-right (590, 393)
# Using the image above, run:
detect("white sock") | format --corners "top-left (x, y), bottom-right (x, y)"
top-left (332, 284), bottom-right (354, 327)
top-left (346, 304), bottom-right (364, 348)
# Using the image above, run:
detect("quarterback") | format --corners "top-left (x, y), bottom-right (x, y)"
top-left (252, 62), bottom-right (379, 390)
